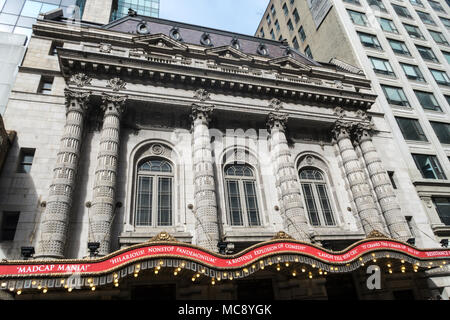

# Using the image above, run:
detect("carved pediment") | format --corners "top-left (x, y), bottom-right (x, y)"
top-left (205, 46), bottom-right (252, 61)
top-left (268, 56), bottom-right (312, 71)
top-left (132, 33), bottom-right (188, 51)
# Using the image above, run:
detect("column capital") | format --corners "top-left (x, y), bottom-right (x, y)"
top-left (331, 120), bottom-right (353, 141)
top-left (101, 93), bottom-right (127, 115)
top-left (267, 112), bottom-right (289, 132)
top-left (353, 122), bottom-right (376, 143)
top-left (64, 89), bottom-right (91, 114)
top-left (191, 103), bottom-right (214, 124)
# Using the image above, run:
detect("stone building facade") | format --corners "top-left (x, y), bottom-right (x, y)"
top-left (0, 11), bottom-right (449, 300)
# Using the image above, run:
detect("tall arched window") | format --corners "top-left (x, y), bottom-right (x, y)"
top-left (224, 164), bottom-right (261, 226)
top-left (299, 167), bottom-right (336, 226)
top-left (135, 158), bottom-right (173, 226)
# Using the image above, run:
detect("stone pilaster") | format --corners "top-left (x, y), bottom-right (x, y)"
top-left (354, 123), bottom-right (411, 241)
top-left (36, 89), bottom-right (90, 259)
top-left (89, 93), bottom-right (127, 256)
top-left (332, 121), bottom-right (385, 236)
top-left (191, 103), bottom-right (220, 252)
top-left (267, 112), bottom-right (310, 241)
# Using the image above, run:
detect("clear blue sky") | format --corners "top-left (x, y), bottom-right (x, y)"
top-left (159, 0), bottom-right (269, 36)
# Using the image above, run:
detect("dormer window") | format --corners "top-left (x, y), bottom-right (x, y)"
top-left (200, 33), bottom-right (213, 46)
top-left (231, 37), bottom-right (240, 50)
top-left (170, 27), bottom-right (182, 41)
top-left (136, 21), bottom-right (150, 34)
top-left (257, 43), bottom-right (269, 56)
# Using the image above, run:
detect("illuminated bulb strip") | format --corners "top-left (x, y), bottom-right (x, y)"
top-left (16, 290), bottom-right (22, 295)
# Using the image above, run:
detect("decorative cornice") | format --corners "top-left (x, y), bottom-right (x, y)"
top-left (366, 230), bottom-right (389, 239)
top-left (68, 73), bottom-right (92, 88)
top-left (353, 122), bottom-right (376, 143)
top-left (331, 120), bottom-right (353, 141)
top-left (107, 77), bottom-right (127, 91)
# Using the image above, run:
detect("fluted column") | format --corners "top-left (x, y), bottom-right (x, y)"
top-left (355, 123), bottom-right (411, 241)
top-left (36, 89), bottom-right (90, 259)
top-left (89, 93), bottom-right (127, 256)
top-left (191, 103), bottom-right (220, 252)
top-left (267, 113), bottom-right (310, 241)
top-left (332, 121), bottom-right (386, 235)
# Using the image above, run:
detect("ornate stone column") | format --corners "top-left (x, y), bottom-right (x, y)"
top-left (354, 123), bottom-right (411, 241)
top-left (191, 103), bottom-right (220, 252)
top-left (267, 112), bottom-right (310, 241)
top-left (89, 93), bottom-right (127, 256)
top-left (332, 121), bottom-right (386, 236)
top-left (36, 89), bottom-right (90, 259)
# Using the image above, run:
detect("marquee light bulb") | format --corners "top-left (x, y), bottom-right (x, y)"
top-left (91, 287), bottom-right (96, 291)
top-left (43, 288), bottom-right (48, 294)
top-left (17, 290), bottom-right (22, 295)
top-left (114, 283), bottom-right (119, 287)
top-left (1, 282), bottom-right (7, 287)
top-left (292, 271), bottom-right (297, 277)
top-left (174, 271), bottom-right (178, 276)
top-left (388, 269), bottom-right (393, 274)
top-left (68, 287), bottom-right (73, 292)
top-left (285, 262), bottom-right (289, 267)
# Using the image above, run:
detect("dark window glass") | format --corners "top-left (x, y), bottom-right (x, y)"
top-left (392, 4), bottom-right (412, 18)
top-left (443, 51), bottom-right (450, 64)
top-left (409, 0), bottom-right (424, 7)
top-left (389, 39), bottom-right (410, 55)
top-left (403, 23), bottom-right (424, 39)
top-left (348, 10), bottom-right (368, 26)
top-left (293, 8), bottom-right (300, 24)
top-left (17, 148), bottom-right (35, 173)
top-left (287, 19), bottom-right (294, 31)
top-left (38, 77), bottom-right (53, 94)
top-left (381, 85), bottom-right (410, 106)
top-left (428, 0), bottom-right (445, 12)
top-left (400, 63), bottom-right (425, 81)
top-left (417, 10), bottom-right (436, 25)
top-left (414, 90), bottom-right (442, 111)
top-left (430, 68), bottom-right (450, 85)
top-left (283, 3), bottom-right (288, 16)
top-left (412, 154), bottom-right (447, 179)
top-left (367, 0), bottom-right (387, 11)
top-left (344, 0), bottom-right (361, 4)
top-left (388, 171), bottom-right (397, 189)
top-left (305, 45), bottom-right (313, 59)
top-left (396, 117), bottom-right (428, 141)
top-left (1, 211), bottom-right (20, 241)
top-left (434, 198), bottom-right (450, 225)
top-left (275, 19), bottom-right (280, 31)
top-left (292, 36), bottom-right (299, 50)
top-left (379, 18), bottom-right (398, 33)
top-left (359, 32), bottom-right (382, 49)
top-left (416, 45), bottom-right (439, 62)
top-left (299, 26), bottom-right (306, 41)
top-left (430, 122), bottom-right (450, 144)
top-left (370, 57), bottom-right (395, 76)
top-left (440, 17), bottom-right (450, 29)
top-left (429, 30), bottom-right (449, 45)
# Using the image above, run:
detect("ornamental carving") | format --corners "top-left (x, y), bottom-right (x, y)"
top-left (353, 122), bottom-right (375, 142)
top-left (99, 43), bottom-right (112, 53)
top-left (151, 144), bottom-right (164, 155)
top-left (269, 98), bottom-right (283, 111)
top-left (194, 89), bottom-right (211, 102)
top-left (149, 231), bottom-right (177, 242)
top-left (331, 120), bottom-right (353, 140)
top-left (266, 112), bottom-right (289, 131)
top-left (333, 106), bottom-right (346, 119)
top-left (366, 230), bottom-right (389, 239)
top-left (101, 93), bottom-right (127, 114)
top-left (191, 103), bottom-right (214, 123)
top-left (272, 231), bottom-right (294, 240)
top-left (69, 73), bottom-right (92, 87)
top-left (64, 89), bottom-right (91, 109)
top-left (107, 77), bottom-right (127, 91)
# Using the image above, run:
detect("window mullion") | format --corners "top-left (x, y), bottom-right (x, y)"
top-left (311, 183), bottom-right (324, 226)
top-left (153, 174), bottom-right (159, 227)
top-left (239, 180), bottom-right (249, 226)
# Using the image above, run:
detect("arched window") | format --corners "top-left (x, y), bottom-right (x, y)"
top-left (135, 158), bottom-right (173, 226)
top-left (224, 164), bottom-right (261, 226)
top-left (299, 167), bottom-right (336, 226)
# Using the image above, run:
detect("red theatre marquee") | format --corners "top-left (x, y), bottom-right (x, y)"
top-left (0, 231), bottom-right (449, 293)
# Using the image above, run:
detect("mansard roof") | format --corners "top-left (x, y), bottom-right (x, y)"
top-left (103, 15), bottom-right (320, 67)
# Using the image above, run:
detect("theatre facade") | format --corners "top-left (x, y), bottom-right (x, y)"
top-left (0, 10), bottom-right (449, 300)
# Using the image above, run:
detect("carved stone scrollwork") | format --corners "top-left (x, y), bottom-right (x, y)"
top-left (353, 122), bottom-right (375, 143)
top-left (68, 73), bottom-right (92, 88)
top-left (194, 88), bottom-right (211, 102)
top-left (101, 93), bottom-right (127, 114)
top-left (366, 230), bottom-right (389, 239)
top-left (272, 231), bottom-right (294, 240)
top-left (107, 77), bottom-right (127, 92)
top-left (191, 103), bottom-right (214, 124)
top-left (99, 43), bottom-right (112, 53)
top-left (149, 231), bottom-right (178, 242)
top-left (333, 106), bottom-right (346, 119)
top-left (269, 98), bottom-right (283, 111)
top-left (267, 112), bottom-right (289, 132)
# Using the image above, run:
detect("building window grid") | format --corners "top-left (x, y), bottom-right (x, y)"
top-left (359, 32), bottom-right (383, 50)
top-left (389, 38), bottom-right (411, 55)
top-left (369, 56), bottom-right (396, 76)
top-left (395, 117), bottom-right (429, 142)
top-left (430, 121), bottom-right (450, 144)
top-left (381, 85), bottom-right (411, 107)
top-left (392, 4), bottom-right (413, 19)
top-left (412, 154), bottom-right (447, 180)
top-left (416, 44), bottom-right (439, 62)
top-left (414, 90), bottom-right (443, 111)
top-left (400, 63), bottom-right (426, 82)
top-left (111, 0), bottom-right (159, 21)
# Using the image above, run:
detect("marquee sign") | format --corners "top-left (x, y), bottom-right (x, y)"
top-left (0, 232), bottom-right (449, 279)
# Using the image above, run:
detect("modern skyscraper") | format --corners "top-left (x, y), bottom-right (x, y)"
top-left (110, 0), bottom-right (159, 21)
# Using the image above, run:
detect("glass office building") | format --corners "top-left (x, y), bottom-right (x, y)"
top-left (0, 0), bottom-right (86, 40)
top-left (110, 0), bottom-right (159, 21)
